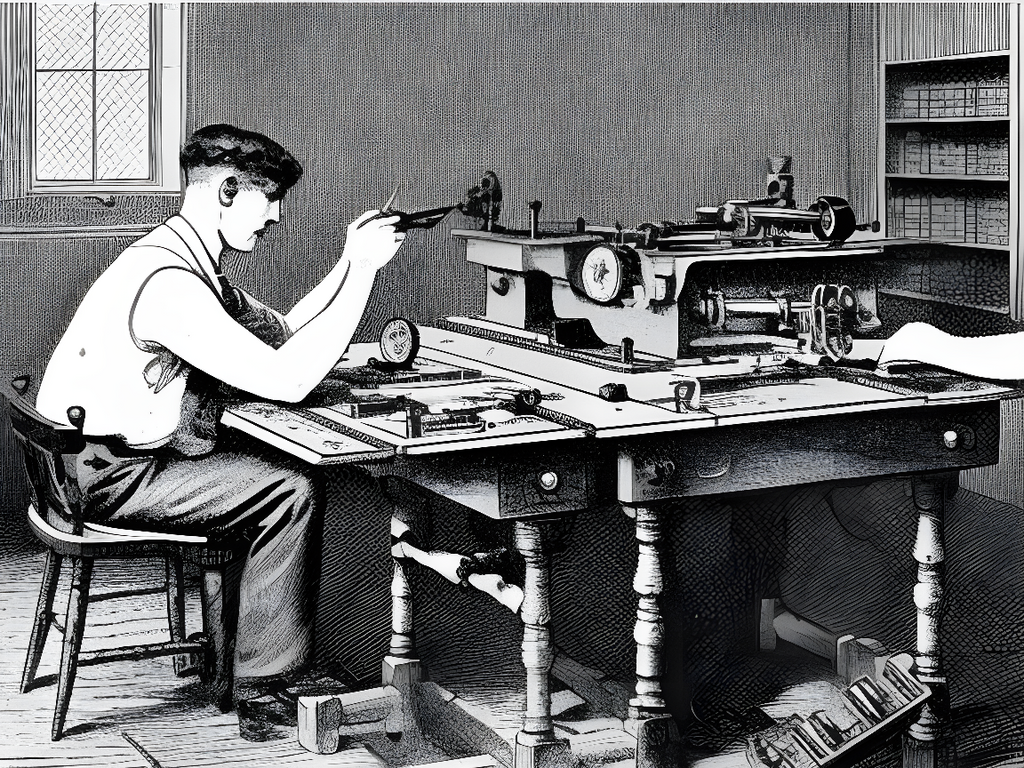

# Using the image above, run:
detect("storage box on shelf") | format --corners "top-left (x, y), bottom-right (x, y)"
top-left (881, 50), bottom-right (1014, 314)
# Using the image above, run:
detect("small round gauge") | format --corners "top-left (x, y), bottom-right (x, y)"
top-left (579, 245), bottom-right (630, 304)
top-left (379, 318), bottom-right (420, 367)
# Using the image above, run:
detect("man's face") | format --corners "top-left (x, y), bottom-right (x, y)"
top-left (220, 186), bottom-right (281, 252)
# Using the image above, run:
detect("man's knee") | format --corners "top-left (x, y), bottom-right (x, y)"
top-left (285, 463), bottom-right (324, 520)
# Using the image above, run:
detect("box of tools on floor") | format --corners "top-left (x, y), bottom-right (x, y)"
top-left (746, 654), bottom-right (930, 768)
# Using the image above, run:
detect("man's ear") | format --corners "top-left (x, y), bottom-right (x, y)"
top-left (219, 176), bottom-right (239, 207)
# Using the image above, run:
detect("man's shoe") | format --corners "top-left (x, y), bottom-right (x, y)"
top-left (234, 676), bottom-right (298, 742)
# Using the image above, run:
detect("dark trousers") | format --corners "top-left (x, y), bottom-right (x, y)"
top-left (75, 434), bottom-right (323, 680)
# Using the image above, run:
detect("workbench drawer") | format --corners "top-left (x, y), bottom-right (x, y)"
top-left (618, 401), bottom-right (1000, 503)
top-left (393, 443), bottom-right (605, 519)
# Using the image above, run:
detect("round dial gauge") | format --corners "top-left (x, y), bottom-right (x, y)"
top-left (580, 245), bottom-right (627, 304)
top-left (379, 318), bottom-right (420, 366)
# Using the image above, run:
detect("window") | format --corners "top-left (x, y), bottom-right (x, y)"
top-left (31, 3), bottom-right (183, 193)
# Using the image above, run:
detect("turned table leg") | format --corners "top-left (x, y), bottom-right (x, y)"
top-left (625, 504), bottom-right (680, 768)
top-left (904, 474), bottom-right (952, 768)
top-left (388, 527), bottom-right (417, 663)
top-left (629, 505), bottom-right (667, 717)
top-left (514, 519), bottom-right (571, 768)
top-left (383, 480), bottom-right (425, 741)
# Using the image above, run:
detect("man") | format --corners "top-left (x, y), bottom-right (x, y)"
top-left (35, 124), bottom-right (405, 740)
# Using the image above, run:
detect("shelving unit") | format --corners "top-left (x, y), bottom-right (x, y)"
top-left (880, 48), bottom-right (1019, 315)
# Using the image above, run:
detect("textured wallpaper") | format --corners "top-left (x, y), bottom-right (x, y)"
top-left (186, 2), bottom-right (879, 333)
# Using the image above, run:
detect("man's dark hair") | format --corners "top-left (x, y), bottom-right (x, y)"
top-left (180, 124), bottom-right (303, 201)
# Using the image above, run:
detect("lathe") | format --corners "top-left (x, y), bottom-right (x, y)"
top-left (223, 182), bottom-right (1017, 768)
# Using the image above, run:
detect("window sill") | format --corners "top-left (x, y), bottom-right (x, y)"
top-left (0, 223), bottom-right (156, 239)
top-left (28, 185), bottom-right (182, 196)
top-left (0, 192), bottom-right (180, 233)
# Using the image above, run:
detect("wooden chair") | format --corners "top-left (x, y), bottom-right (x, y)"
top-left (6, 375), bottom-right (237, 740)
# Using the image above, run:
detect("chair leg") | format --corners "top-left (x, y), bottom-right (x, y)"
top-left (166, 554), bottom-right (192, 676)
top-left (22, 549), bottom-right (63, 694)
top-left (52, 556), bottom-right (92, 741)
top-left (200, 565), bottom-right (232, 712)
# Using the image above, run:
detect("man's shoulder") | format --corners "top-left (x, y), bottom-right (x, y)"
top-left (91, 222), bottom-right (207, 299)
top-left (103, 219), bottom-right (200, 280)
top-left (124, 219), bottom-right (189, 257)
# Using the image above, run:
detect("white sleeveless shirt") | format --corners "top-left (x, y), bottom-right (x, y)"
top-left (37, 217), bottom-right (229, 448)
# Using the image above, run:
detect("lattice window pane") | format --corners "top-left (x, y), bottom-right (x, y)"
top-left (35, 4), bottom-right (93, 70)
top-left (97, 71), bottom-right (150, 179)
top-left (36, 71), bottom-right (93, 180)
top-left (31, 2), bottom-right (175, 189)
top-left (96, 4), bottom-right (150, 71)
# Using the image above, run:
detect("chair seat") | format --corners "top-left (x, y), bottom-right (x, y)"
top-left (28, 504), bottom-right (209, 558)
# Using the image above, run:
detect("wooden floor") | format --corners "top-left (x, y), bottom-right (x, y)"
top-left (0, 546), bottom-right (389, 768)
top-left (2, 513), bottom-right (1023, 768)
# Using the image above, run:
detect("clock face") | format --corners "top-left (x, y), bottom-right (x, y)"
top-left (580, 245), bottom-right (625, 303)
top-left (379, 318), bottom-right (420, 365)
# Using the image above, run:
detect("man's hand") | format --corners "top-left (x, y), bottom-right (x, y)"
top-left (876, 322), bottom-right (945, 371)
top-left (345, 210), bottom-right (406, 271)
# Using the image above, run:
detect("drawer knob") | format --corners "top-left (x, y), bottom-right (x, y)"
top-left (536, 471), bottom-right (560, 493)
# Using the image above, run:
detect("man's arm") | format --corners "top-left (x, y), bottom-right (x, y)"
top-left (285, 253), bottom-right (354, 331)
top-left (877, 321), bottom-right (1024, 380)
top-left (285, 211), bottom-right (398, 330)
top-left (132, 212), bottom-right (402, 402)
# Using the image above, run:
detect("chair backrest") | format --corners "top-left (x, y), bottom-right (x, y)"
top-left (5, 375), bottom-right (86, 535)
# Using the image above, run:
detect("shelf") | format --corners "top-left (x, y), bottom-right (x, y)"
top-left (886, 116), bottom-right (1010, 125)
top-left (879, 287), bottom-right (1010, 315)
top-left (886, 173), bottom-right (1009, 183)
top-left (881, 40), bottom-right (1014, 317)
top-left (885, 50), bottom-right (1010, 67)
top-left (937, 241), bottom-right (1011, 253)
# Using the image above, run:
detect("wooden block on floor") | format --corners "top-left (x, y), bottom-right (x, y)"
top-left (298, 694), bottom-right (342, 754)
top-left (837, 635), bottom-right (890, 685)
top-left (567, 728), bottom-right (636, 766)
top-left (297, 685), bottom-right (400, 754)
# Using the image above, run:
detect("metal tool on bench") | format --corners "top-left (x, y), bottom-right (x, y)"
top-left (335, 394), bottom-right (489, 438)
top-left (335, 318), bottom-right (545, 437)
top-left (361, 170), bottom-right (504, 234)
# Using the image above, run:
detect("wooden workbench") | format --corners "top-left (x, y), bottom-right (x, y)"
top-left (222, 327), bottom-right (1015, 768)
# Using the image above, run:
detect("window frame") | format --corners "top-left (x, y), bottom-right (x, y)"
top-left (28, 2), bottom-right (184, 195)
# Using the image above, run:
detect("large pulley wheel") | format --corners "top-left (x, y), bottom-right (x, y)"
top-left (810, 196), bottom-right (857, 242)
